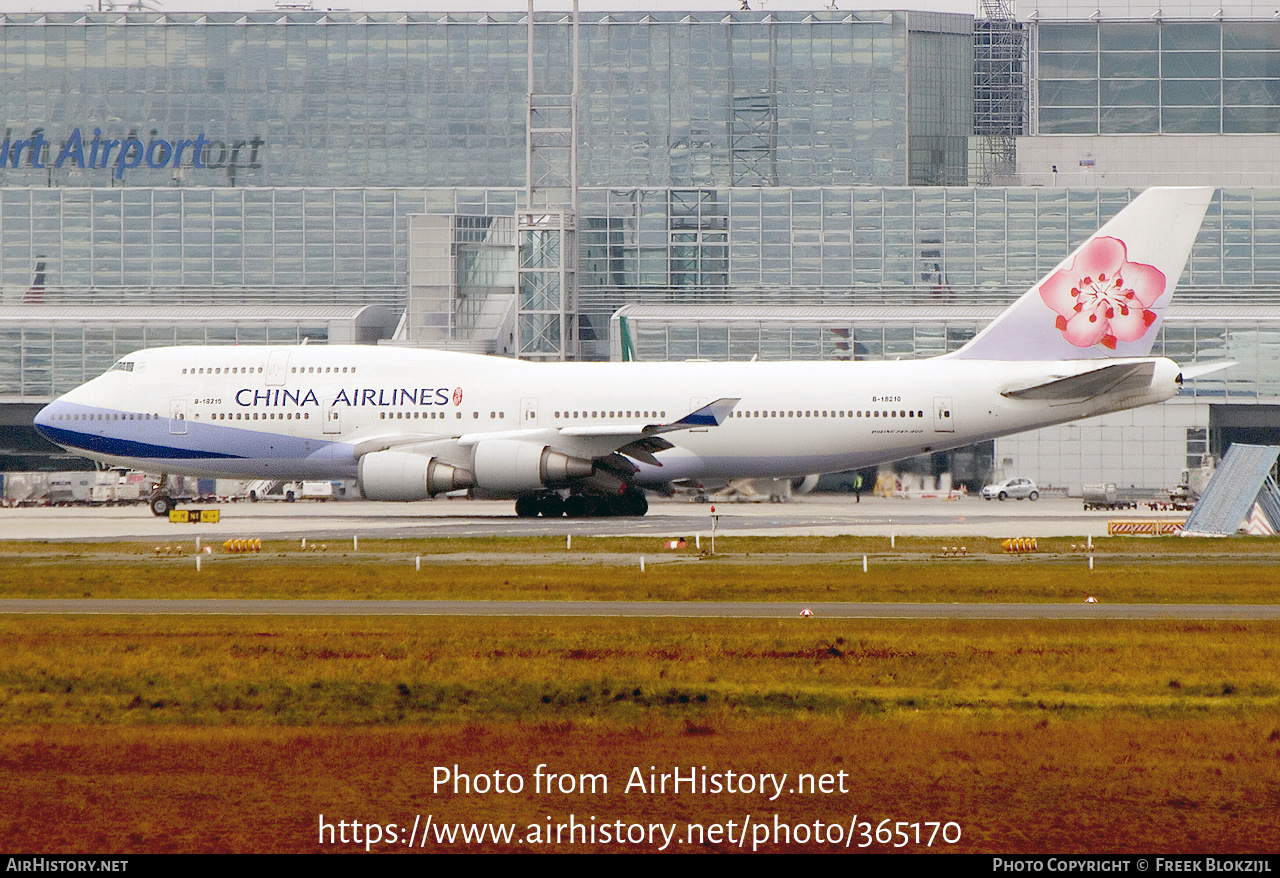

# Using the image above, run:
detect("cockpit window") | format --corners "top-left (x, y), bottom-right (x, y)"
top-left (107, 360), bottom-right (135, 373)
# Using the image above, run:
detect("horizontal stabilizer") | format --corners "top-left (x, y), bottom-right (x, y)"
top-left (1002, 361), bottom-right (1155, 401)
top-left (1179, 361), bottom-right (1235, 380)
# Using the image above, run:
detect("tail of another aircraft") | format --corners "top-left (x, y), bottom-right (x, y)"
top-left (951, 187), bottom-right (1214, 361)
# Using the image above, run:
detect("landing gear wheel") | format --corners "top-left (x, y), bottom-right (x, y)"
top-left (614, 490), bottom-right (648, 517)
top-left (537, 493), bottom-right (566, 518)
top-left (149, 495), bottom-right (174, 517)
top-left (564, 495), bottom-right (589, 518)
top-left (514, 495), bottom-right (540, 518)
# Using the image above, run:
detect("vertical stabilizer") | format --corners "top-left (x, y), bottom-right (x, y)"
top-left (951, 187), bottom-right (1214, 361)
top-left (619, 314), bottom-right (636, 362)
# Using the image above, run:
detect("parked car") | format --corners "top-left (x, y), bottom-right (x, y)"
top-left (981, 477), bottom-right (1039, 501)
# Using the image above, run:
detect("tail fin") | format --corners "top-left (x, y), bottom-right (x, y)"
top-left (619, 314), bottom-right (636, 362)
top-left (951, 187), bottom-right (1214, 361)
top-left (21, 258), bottom-right (46, 305)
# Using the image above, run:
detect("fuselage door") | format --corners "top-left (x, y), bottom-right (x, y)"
top-left (169, 399), bottom-right (187, 435)
top-left (266, 350), bottom-right (290, 387)
top-left (522, 397), bottom-right (538, 428)
top-left (323, 400), bottom-right (342, 435)
top-left (933, 396), bottom-right (954, 433)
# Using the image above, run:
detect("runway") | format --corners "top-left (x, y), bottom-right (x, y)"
top-left (0, 494), bottom-right (1180, 541)
top-left (0, 598), bottom-right (1275, 620)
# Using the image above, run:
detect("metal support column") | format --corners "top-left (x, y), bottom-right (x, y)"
top-left (517, 0), bottom-right (579, 360)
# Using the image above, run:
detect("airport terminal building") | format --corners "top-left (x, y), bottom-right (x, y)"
top-left (1, 2), bottom-right (1278, 492)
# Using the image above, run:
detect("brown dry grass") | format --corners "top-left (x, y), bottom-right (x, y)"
top-left (4, 551), bottom-right (1280, 603)
top-left (3, 616), bottom-right (1279, 725)
top-left (2, 614), bottom-right (1279, 853)
top-left (3, 716), bottom-right (1277, 853)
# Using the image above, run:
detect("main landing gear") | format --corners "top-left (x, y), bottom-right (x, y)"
top-left (515, 489), bottom-right (649, 518)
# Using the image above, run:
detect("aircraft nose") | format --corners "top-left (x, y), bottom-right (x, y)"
top-left (32, 399), bottom-right (65, 444)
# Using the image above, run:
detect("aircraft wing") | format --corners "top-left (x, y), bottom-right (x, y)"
top-left (552, 397), bottom-right (739, 466)
top-left (350, 431), bottom-right (456, 459)
top-left (351, 397), bottom-right (740, 467)
top-left (558, 396), bottom-right (740, 437)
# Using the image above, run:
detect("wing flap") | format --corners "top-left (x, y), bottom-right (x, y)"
top-left (616, 435), bottom-right (676, 467)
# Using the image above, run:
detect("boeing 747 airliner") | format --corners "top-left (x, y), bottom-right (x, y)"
top-left (34, 187), bottom-right (1221, 517)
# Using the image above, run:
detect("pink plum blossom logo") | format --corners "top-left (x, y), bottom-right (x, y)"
top-left (1040, 236), bottom-right (1167, 349)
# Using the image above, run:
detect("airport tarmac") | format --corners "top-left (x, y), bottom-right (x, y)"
top-left (0, 493), bottom-right (1183, 542)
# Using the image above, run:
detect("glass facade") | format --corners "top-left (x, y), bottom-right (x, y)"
top-left (613, 309), bottom-right (1280, 403)
top-left (5, 184), bottom-right (1274, 314)
top-left (578, 185), bottom-right (1280, 301)
top-left (0, 319), bottom-right (331, 399)
top-left (0, 187), bottom-right (410, 296)
top-left (1037, 20), bottom-right (1280, 134)
top-left (0, 10), bottom-right (969, 190)
top-left (0, 4), bottom-right (1276, 469)
top-left (3, 183), bottom-right (1279, 369)
top-left (621, 314), bottom-right (981, 362)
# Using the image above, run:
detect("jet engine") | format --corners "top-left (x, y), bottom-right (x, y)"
top-left (470, 439), bottom-right (595, 494)
top-left (358, 450), bottom-right (474, 501)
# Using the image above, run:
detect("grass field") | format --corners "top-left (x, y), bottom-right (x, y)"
top-left (2, 534), bottom-right (1280, 604)
top-left (2, 536), bottom-right (1279, 853)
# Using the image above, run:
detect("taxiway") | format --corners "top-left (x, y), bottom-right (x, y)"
top-left (0, 494), bottom-right (1178, 542)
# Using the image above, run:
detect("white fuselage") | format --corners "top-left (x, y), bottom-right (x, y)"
top-left (33, 345), bottom-right (1182, 489)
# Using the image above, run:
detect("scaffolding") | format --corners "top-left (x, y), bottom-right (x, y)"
top-left (972, 0), bottom-right (1026, 185)
top-left (518, 1), bottom-right (580, 360)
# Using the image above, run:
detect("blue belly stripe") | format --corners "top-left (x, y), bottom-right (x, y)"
top-left (36, 425), bottom-right (245, 460)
